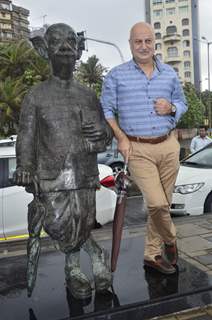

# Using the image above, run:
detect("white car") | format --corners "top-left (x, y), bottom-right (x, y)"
top-left (171, 142), bottom-right (212, 216)
top-left (0, 144), bottom-right (117, 240)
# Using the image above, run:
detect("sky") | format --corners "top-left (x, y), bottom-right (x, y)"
top-left (13, 0), bottom-right (212, 90)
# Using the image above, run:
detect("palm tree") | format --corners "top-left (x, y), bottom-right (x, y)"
top-left (0, 39), bottom-right (34, 80)
top-left (0, 77), bottom-right (27, 135)
top-left (75, 55), bottom-right (107, 89)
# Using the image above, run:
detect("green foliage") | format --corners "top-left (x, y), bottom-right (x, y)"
top-left (75, 55), bottom-right (107, 97)
top-left (178, 82), bottom-right (205, 128)
top-left (0, 77), bottom-right (27, 136)
top-left (0, 40), bottom-right (50, 136)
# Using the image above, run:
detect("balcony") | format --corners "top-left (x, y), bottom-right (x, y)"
top-left (164, 56), bottom-right (182, 63)
top-left (163, 33), bottom-right (181, 43)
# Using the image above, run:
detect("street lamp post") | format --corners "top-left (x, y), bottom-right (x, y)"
top-left (202, 36), bottom-right (212, 128)
top-left (85, 37), bottom-right (125, 63)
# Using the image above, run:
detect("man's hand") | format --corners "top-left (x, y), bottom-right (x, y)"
top-left (154, 98), bottom-right (172, 115)
top-left (82, 122), bottom-right (106, 142)
top-left (13, 168), bottom-right (32, 186)
top-left (117, 136), bottom-right (132, 163)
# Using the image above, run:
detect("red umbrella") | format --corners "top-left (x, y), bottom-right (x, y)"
top-left (111, 163), bottom-right (129, 272)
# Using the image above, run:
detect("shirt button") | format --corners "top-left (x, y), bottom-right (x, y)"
top-left (148, 97), bottom-right (151, 99)
top-left (152, 126), bottom-right (156, 129)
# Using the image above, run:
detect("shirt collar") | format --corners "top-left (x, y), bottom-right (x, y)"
top-left (129, 55), bottom-right (164, 73)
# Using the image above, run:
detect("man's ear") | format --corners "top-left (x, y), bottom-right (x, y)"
top-left (30, 36), bottom-right (48, 60)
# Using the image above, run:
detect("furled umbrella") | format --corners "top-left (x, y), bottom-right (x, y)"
top-left (27, 179), bottom-right (46, 297)
top-left (111, 163), bottom-right (129, 272)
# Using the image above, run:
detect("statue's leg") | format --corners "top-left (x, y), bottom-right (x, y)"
top-left (82, 235), bottom-right (112, 292)
top-left (65, 250), bottom-right (92, 299)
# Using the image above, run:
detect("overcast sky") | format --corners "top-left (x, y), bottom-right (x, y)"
top-left (13, 0), bottom-right (212, 90)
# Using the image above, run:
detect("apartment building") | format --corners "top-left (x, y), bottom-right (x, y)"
top-left (0, 0), bottom-right (30, 42)
top-left (145, 0), bottom-right (200, 90)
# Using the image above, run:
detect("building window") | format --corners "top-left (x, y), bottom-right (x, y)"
top-left (156, 53), bottom-right (162, 61)
top-left (153, 10), bottom-right (163, 18)
top-left (185, 71), bottom-right (191, 78)
top-left (182, 18), bottom-right (189, 25)
top-left (166, 8), bottom-right (176, 15)
top-left (154, 22), bottom-right (161, 29)
top-left (165, 0), bottom-right (175, 3)
top-left (155, 32), bottom-right (161, 39)
top-left (167, 47), bottom-right (178, 57)
top-left (166, 25), bottom-right (177, 34)
top-left (184, 61), bottom-right (190, 70)
top-left (184, 50), bottom-right (190, 57)
top-left (153, 0), bottom-right (163, 4)
top-left (1, 3), bottom-right (10, 10)
top-left (179, 6), bottom-right (189, 15)
top-left (183, 29), bottom-right (189, 36)
top-left (183, 40), bottom-right (190, 47)
top-left (155, 43), bottom-right (162, 50)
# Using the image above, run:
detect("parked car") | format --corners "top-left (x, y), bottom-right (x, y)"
top-left (97, 138), bottom-right (124, 174)
top-left (171, 142), bottom-right (212, 216)
top-left (0, 144), bottom-right (117, 240)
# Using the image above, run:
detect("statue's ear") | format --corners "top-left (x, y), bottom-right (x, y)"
top-left (30, 36), bottom-right (48, 60)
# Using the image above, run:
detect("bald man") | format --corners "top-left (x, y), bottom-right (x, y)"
top-left (101, 22), bottom-right (187, 274)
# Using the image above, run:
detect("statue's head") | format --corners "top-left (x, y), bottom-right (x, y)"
top-left (31, 23), bottom-right (83, 75)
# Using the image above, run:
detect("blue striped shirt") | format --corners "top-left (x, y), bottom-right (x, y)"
top-left (100, 58), bottom-right (187, 137)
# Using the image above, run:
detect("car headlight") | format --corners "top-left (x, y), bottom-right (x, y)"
top-left (174, 183), bottom-right (205, 194)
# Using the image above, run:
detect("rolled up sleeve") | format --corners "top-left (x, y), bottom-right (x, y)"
top-left (100, 70), bottom-right (117, 120)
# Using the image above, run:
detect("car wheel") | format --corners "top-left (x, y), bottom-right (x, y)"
top-left (204, 193), bottom-right (212, 214)
top-left (110, 162), bottom-right (124, 175)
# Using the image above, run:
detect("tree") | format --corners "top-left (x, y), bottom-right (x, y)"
top-left (75, 55), bottom-right (107, 96)
top-left (178, 82), bottom-right (205, 128)
top-left (0, 77), bottom-right (27, 136)
top-left (200, 90), bottom-right (212, 125)
top-left (0, 40), bottom-right (50, 136)
top-left (0, 40), bottom-right (34, 80)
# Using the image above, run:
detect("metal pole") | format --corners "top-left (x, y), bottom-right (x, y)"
top-left (85, 37), bottom-right (125, 63)
top-left (207, 42), bottom-right (210, 91)
top-left (208, 42), bottom-right (212, 128)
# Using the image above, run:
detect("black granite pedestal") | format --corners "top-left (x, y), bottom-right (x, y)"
top-left (1, 235), bottom-right (212, 320)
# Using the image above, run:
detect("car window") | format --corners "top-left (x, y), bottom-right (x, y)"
top-left (0, 157), bottom-right (16, 188)
top-left (182, 144), bottom-right (212, 168)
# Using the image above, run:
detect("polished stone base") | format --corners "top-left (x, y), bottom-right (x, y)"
top-left (1, 235), bottom-right (212, 320)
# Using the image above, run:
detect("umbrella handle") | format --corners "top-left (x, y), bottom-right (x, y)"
top-left (32, 176), bottom-right (39, 197)
top-left (123, 162), bottom-right (128, 175)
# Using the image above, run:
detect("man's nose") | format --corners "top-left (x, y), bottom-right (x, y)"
top-left (140, 41), bottom-right (147, 49)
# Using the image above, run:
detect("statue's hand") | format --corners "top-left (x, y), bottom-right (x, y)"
top-left (13, 168), bottom-right (33, 186)
top-left (82, 123), bottom-right (106, 143)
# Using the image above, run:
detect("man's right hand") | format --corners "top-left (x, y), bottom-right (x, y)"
top-left (13, 168), bottom-right (32, 186)
top-left (117, 136), bottom-right (132, 163)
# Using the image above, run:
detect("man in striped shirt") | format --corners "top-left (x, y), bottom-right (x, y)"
top-left (101, 22), bottom-right (187, 274)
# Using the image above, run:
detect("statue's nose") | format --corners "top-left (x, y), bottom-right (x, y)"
top-left (60, 39), bottom-right (71, 49)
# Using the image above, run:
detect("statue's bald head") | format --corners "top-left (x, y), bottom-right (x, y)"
top-left (44, 23), bottom-right (77, 43)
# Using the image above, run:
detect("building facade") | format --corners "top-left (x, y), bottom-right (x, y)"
top-left (145, 0), bottom-right (200, 91)
top-left (0, 0), bottom-right (29, 42)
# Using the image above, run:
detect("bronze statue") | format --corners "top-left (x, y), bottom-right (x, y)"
top-left (13, 23), bottom-right (112, 299)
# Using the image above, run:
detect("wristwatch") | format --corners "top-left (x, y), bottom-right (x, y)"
top-left (170, 104), bottom-right (176, 116)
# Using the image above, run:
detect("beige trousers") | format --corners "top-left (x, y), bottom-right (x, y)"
top-left (128, 132), bottom-right (180, 261)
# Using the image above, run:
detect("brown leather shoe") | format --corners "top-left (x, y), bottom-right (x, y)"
top-left (163, 242), bottom-right (178, 266)
top-left (144, 255), bottom-right (176, 275)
